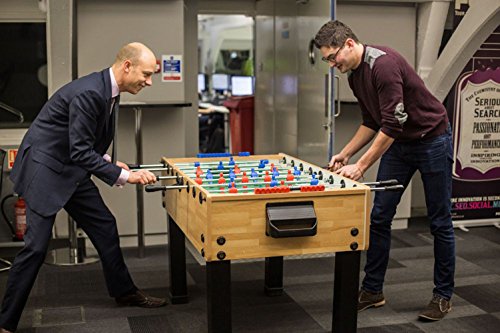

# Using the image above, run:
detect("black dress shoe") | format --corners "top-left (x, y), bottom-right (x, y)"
top-left (115, 289), bottom-right (167, 308)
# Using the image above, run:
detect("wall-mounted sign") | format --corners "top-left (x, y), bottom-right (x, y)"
top-left (453, 70), bottom-right (500, 180)
top-left (161, 55), bottom-right (182, 82)
top-left (450, 68), bottom-right (500, 221)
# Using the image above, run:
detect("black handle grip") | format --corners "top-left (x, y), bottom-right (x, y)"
top-left (384, 185), bottom-right (404, 191)
top-left (127, 163), bottom-right (140, 169)
top-left (145, 185), bottom-right (166, 192)
top-left (377, 179), bottom-right (398, 186)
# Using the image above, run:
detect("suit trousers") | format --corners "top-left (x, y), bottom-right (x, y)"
top-left (0, 178), bottom-right (136, 331)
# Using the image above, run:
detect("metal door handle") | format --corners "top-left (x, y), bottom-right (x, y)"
top-left (308, 39), bottom-right (316, 65)
top-left (334, 75), bottom-right (341, 117)
top-left (324, 73), bottom-right (329, 118)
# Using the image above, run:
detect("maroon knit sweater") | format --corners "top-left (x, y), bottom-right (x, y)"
top-left (348, 45), bottom-right (448, 141)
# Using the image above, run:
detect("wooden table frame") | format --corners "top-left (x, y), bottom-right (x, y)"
top-left (161, 154), bottom-right (368, 332)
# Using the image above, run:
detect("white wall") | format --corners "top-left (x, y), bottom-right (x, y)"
top-left (76, 0), bottom-right (199, 247)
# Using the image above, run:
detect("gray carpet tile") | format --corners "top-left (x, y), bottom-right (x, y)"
top-left (463, 226), bottom-right (500, 244)
top-left (44, 269), bottom-right (108, 295)
top-left (358, 323), bottom-right (424, 332)
top-left (233, 301), bottom-right (325, 332)
top-left (32, 306), bottom-right (85, 327)
top-left (454, 282), bottom-right (500, 312)
top-left (414, 314), bottom-right (500, 333)
top-left (454, 274), bottom-right (500, 287)
top-left (283, 257), bottom-right (335, 277)
top-left (128, 314), bottom-right (201, 333)
top-left (34, 318), bottom-right (132, 333)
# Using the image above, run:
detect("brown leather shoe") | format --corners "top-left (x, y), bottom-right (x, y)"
top-left (358, 289), bottom-right (386, 312)
top-left (115, 289), bottom-right (167, 308)
top-left (418, 294), bottom-right (451, 321)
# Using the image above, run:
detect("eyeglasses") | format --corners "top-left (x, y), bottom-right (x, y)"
top-left (321, 44), bottom-right (345, 64)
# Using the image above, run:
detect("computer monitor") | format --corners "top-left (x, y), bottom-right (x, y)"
top-left (231, 76), bottom-right (254, 96)
top-left (197, 73), bottom-right (207, 93)
top-left (212, 74), bottom-right (230, 92)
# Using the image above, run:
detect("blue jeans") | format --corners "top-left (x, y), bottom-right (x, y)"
top-left (362, 125), bottom-right (455, 300)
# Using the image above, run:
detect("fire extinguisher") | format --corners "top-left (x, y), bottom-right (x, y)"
top-left (1, 194), bottom-right (26, 241)
top-left (14, 197), bottom-right (26, 240)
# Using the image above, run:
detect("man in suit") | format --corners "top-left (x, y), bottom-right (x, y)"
top-left (0, 42), bottom-right (166, 333)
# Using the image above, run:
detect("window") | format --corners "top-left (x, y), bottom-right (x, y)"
top-left (0, 23), bottom-right (47, 128)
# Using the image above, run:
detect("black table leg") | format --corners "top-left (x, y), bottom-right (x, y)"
top-left (167, 214), bottom-right (188, 304)
top-left (264, 256), bottom-right (283, 296)
top-left (332, 251), bottom-right (360, 333)
top-left (207, 260), bottom-right (231, 333)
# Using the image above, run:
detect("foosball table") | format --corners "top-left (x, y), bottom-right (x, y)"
top-left (144, 153), bottom-right (402, 333)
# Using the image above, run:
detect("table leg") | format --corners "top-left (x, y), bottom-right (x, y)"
top-left (135, 106), bottom-right (145, 258)
top-left (207, 260), bottom-right (231, 333)
top-left (167, 214), bottom-right (188, 304)
top-left (264, 256), bottom-right (283, 296)
top-left (332, 251), bottom-right (360, 333)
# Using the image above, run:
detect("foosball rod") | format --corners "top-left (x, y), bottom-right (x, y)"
top-left (155, 176), bottom-right (400, 188)
top-left (128, 163), bottom-right (166, 169)
top-left (173, 159), bottom-right (282, 167)
top-left (192, 183), bottom-right (404, 194)
top-left (145, 185), bottom-right (188, 192)
top-left (179, 165), bottom-right (289, 174)
top-left (145, 183), bottom-right (403, 193)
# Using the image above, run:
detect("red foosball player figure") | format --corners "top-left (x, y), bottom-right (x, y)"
top-left (241, 172), bottom-right (249, 184)
top-left (234, 165), bottom-right (241, 174)
top-left (264, 171), bottom-right (271, 182)
top-left (195, 166), bottom-right (203, 177)
top-left (228, 182), bottom-right (238, 194)
top-left (218, 173), bottom-right (226, 184)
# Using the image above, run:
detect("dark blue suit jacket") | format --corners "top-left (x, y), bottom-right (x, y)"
top-left (10, 69), bottom-right (122, 217)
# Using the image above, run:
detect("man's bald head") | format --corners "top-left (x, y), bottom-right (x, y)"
top-left (114, 42), bottom-right (155, 66)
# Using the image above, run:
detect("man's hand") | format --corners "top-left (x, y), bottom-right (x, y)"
top-left (328, 153), bottom-right (349, 172)
top-left (335, 164), bottom-right (364, 181)
top-left (127, 170), bottom-right (157, 185)
top-left (116, 161), bottom-right (130, 171)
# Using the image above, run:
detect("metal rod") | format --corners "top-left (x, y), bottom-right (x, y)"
top-left (370, 185), bottom-right (404, 191)
top-left (128, 163), bottom-right (166, 169)
top-left (174, 159), bottom-right (281, 167)
top-left (135, 106), bottom-right (145, 258)
top-left (133, 167), bottom-right (169, 172)
top-left (156, 175), bottom-right (177, 180)
top-left (362, 179), bottom-right (398, 186)
top-left (145, 185), bottom-right (188, 192)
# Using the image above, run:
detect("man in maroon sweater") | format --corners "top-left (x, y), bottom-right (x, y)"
top-left (314, 20), bottom-right (455, 321)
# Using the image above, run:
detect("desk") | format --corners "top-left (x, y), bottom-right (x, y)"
top-left (119, 101), bottom-right (191, 258)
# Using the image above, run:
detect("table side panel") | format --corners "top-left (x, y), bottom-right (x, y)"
top-left (205, 192), bottom-right (369, 261)
top-left (186, 188), bottom-right (209, 255)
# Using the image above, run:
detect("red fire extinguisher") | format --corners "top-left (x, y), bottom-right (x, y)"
top-left (14, 197), bottom-right (27, 240)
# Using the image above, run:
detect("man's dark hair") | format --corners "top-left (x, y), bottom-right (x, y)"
top-left (314, 20), bottom-right (359, 49)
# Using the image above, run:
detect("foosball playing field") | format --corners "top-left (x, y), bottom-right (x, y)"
top-left (174, 154), bottom-right (359, 194)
